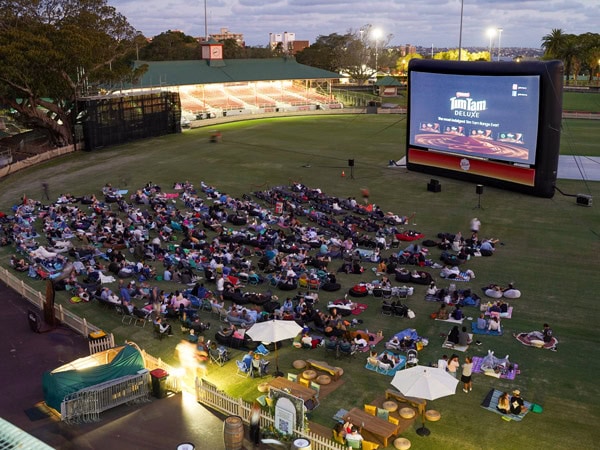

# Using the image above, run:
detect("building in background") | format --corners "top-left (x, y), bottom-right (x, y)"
top-left (269, 32), bottom-right (309, 55)
top-left (204, 28), bottom-right (245, 47)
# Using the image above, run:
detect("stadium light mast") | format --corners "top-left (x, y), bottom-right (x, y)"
top-left (458, 0), bottom-right (464, 61)
top-left (486, 28), bottom-right (496, 61)
top-left (372, 28), bottom-right (383, 74)
top-left (497, 28), bottom-right (503, 61)
top-left (204, 0), bottom-right (208, 40)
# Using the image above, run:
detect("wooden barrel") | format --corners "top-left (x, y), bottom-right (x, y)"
top-left (223, 415), bottom-right (244, 450)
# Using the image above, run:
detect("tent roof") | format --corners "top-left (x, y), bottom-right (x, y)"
top-left (42, 345), bottom-right (145, 411)
top-left (130, 58), bottom-right (341, 89)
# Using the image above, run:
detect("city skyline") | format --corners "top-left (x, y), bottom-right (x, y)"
top-left (109, 0), bottom-right (598, 49)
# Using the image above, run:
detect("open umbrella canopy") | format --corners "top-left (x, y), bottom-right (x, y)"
top-left (246, 319), bottom-right (303, 344)
top-left (391, 365), bottom-right (459, 401)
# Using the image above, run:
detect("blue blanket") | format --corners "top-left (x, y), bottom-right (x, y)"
top-left (481, 389), bottom-right (531, 421)
top-left (471, 321), bottom-right (503, 336)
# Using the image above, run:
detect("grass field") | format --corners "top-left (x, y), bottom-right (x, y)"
top-left (0, 112), bottom-right (599, 449)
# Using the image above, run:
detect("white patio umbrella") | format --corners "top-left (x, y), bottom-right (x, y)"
top-left (246, 319), bottom-right (303, 377)
top-left (391, 365), bottom-right (459, 436)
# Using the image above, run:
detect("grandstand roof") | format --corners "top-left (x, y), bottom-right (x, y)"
top-left (131, 58), bottom-right (341, 88)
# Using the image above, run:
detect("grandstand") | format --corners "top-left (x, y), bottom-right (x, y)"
top-left (178, 80), bottom-right (340, 117)
top-left (122, 58), bottom-right (343, 119)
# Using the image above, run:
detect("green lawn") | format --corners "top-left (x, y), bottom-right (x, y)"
top-left (562, 91), bottom-right (600, 112)
top-left (0, 114), bottom-right (598, 449)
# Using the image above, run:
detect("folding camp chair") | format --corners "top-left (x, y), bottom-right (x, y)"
top-left (236, 359), bottom-right (250, 377)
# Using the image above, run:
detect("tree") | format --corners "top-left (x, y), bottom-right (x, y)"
top-left (396, 54), bottom-right (423, 75)
top-left (296, 33), bottom-right (351, 73)
top-left (0, 0), bottom-right (141, 146)
top-left (295, 26), bottom-right (394, 85)
top-left (139, 30), bottom-right (199, 61)
top-left (542, 29), bottom-right (568, 59)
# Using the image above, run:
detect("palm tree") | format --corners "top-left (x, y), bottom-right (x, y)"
top-left (542, 29), bottom-right (567, 58)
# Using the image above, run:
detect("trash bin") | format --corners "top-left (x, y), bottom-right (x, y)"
top-left (150, 368), bottom-right (169, 399)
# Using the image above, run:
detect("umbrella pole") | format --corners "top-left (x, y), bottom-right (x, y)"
top-left (274, 343), bottom-right (283, 377)
top-left (416, 408), bottom-right (430, 436)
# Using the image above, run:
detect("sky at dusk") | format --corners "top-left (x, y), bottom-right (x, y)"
top-left (108, 0), bottom-right (598, 49)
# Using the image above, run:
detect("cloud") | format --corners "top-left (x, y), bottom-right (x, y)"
top-left (109, 0), bottom-right (599, 49)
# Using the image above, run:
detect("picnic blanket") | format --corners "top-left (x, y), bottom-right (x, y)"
top-left (333, 300), bottom-right (368, 315)
top-left (485, 307), bottom-right (513, 319)
top-left (364, 351), bottom-right (406, 376)
top-left (435, 317), bottom-right (464, 324)
top-left (472, 356), bottom-right (519, 380)
top-left (350, 330), bottom-right (384, 350)
top-left (471, 322), bottom-right (503, 336)
top-left (481, 389), bottom-right (531, 421)
top-left (442, 328), bottom-right (472, 352)
top-left (514, 332), bottom-right (558, 350)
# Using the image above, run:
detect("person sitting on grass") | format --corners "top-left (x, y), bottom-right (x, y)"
top-left (488, 316), bottom-right (501, 332)
top-left (353, 333), bottom-right (369, 349)
top-left (509, 390), bottom-right (528, 415)
top-left (496, 391), bottom-right (510, 414)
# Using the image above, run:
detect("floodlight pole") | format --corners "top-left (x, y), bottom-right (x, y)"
top-left (458, 0), bottom-right (464, 61)
top-left (497, 28), bottom-right (503, 61)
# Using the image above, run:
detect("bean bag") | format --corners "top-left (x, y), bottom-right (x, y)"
top-left (277, 281), bottom-right (297, 291)
top-left (503, 289), bottom-right (521, 299)
top-left (410, 271), bottom-right (432, 285)
top-left (348, 284), bottom-right (369, 297)
top-left (395, 231), bottom-right (424, 241)
top-left (228, 214), bottom-right (247, 226)
top-left (321, 282), bottom-right (341, 292)
top-left (485, 288), bottom-right (503, 299)
top-left (395, 269), bottom-right (411, 283)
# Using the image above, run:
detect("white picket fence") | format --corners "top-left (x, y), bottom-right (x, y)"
top-left (195, 378), bottom-right (346, 450)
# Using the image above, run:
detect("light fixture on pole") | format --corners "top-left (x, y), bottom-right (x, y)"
top-left (458, 0), bottom-right (464, 61)
top-left (496, 28), bottom-right (503, 61)
top-left (486, 28), bottom-right (496, 61)
top-left (372, 28), bottom-right (383, 75)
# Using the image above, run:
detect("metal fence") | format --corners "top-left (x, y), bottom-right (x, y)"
top-left (61, 371), bottom-right (151, 424)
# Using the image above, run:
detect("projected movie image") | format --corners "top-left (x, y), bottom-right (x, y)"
top-left (409, 72), bottom-right (540, 165)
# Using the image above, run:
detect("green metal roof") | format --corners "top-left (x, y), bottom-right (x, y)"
top-left (131, 58), bottom-right (340, 89)
top-left (375, 76), bottom-right (403, 86)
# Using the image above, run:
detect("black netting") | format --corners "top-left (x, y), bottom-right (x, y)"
top-left (80, 92), bottom-right (181, 151)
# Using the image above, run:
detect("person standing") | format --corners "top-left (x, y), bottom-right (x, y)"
top-left (249, 401), bottom-right (261, 447)
top-left (216, 275), bottom-right (225, 301)
top-left (470, 217), bottom-right (481, 233)
top-left (461, 356), bottom-right (473, 393)
top-left (41, 182), bottom-right (50, 200)
top-left (447, 354), bottom-right (460, 378)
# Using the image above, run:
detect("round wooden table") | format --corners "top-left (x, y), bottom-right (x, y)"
top-left (382, 400), bottom-right (398, 412)
top-left (302, 369), bottom-right (317, 380)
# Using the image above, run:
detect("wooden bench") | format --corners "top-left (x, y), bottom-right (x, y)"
top-left (306, 359), bottom-right (343, 381)
top-left (385, 389), bottom-right (427, 416)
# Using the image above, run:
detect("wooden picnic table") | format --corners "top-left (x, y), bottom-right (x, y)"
top-left (343, 407), bottom-right (399, 447)
top-left (268, 377), bottom-right (318, 408)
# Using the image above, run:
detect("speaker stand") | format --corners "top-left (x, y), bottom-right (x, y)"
top-left (474, 194), bottom-right (483, 209)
